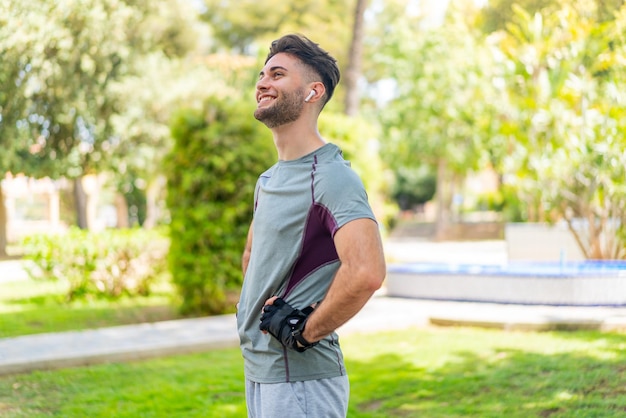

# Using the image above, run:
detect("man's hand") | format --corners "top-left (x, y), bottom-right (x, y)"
top-left (259, 298), bottom-right (317, 352)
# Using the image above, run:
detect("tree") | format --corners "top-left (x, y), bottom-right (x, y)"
top-left (200, 0), bottom-right (357, 114)
top-left (0, 1), bottom-right (62, 255)
top-left (201, 0), bottom-right (355, 55)
top-left (104, 0), bottom-right (203, 228)
top-left (479, 0), bottom-right (557, 33)
top-left (0, 0), bottom-right (200, 249)
top-left (479, 0), bottom-right (624, 33)
top-left (497, 1), bottom-right (626, 258)
top-left (371, 2), bottom-right (499, 236)
top-left (344, 0), bottom-right (369, 116)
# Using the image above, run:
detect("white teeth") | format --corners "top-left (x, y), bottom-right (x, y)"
top-left (259, 96), bottom-right (274, 103)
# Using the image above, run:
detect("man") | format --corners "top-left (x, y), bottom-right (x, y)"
top-left (237, 33), bottom-right (386, 418)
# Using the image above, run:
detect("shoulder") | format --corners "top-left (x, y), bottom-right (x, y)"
top-left (256, 163), bottom-right (278, 186)
top-left (313, 161), bottom-right (368, 206)
top-left (260, 163), bottom-right (278, 178)
top-left (316, 162), bottom-right (363, 187)
top-left (313, 146), bottom-right (364, 186)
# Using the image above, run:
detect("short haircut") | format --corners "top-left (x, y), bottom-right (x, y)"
top-left (266, 34), bottom-right (341, 107)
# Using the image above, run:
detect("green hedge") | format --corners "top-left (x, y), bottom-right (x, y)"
top-left (22, 228), bottom-right (169, 301)
top-left (166, 98), bottom-right (274, 315)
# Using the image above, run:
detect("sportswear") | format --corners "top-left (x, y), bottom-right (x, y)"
top-left (245, 375), bottom-right (349, 417)
top-left (237, 143), bottom-right (376, 383)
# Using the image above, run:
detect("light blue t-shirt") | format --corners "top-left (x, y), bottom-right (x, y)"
top-left (237, 143), bottom-right (376, 383)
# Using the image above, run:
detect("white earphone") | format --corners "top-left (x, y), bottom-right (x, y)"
top-left (304, 90), bottom-right (315, 102)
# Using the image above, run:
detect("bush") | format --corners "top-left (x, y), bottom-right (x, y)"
top-left (391, 165), bottom-right (436, 211)
top-left (22, 228), bottom-right (169, 301)
top-left (165, 98), bottom-right (274, 315)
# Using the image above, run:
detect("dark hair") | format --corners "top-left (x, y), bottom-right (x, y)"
top-left (266, 34), bottom-right (340, 106)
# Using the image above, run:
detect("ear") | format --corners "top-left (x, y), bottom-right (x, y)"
top-left (306, 81), bottom-right (326, 104)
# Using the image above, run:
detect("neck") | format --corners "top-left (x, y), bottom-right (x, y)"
top-left (271, 120), bottom-right (326, 161)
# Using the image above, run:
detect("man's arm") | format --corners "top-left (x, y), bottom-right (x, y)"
top-left (242, 221), bottom-right (253, 276)
top-left (300, 217), bottom-right (386, 342)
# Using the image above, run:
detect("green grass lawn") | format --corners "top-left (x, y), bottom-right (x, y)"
top-left (2, 274), bottom-right (626, 417)
top-left (1, 327), bottom-right (625, 417)
top-left (0, 277), bottom-right (186, 339)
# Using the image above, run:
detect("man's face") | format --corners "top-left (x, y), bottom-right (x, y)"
top-left (254, 53), bottom-right (307, 128)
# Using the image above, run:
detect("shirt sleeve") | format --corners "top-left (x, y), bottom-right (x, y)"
top-left (313, 162), bottom-right (376, 236)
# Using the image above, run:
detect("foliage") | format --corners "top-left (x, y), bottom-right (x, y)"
top-left (478, 0), bottom-right (557, 34)
top-left (391, 166), bottom-right (436, 211)
top-left (479, 0), bottom-right (624, 34)
top-left (0, 0), bottom-right (199, 178)
top-left (367, 0), bottom-right (497, 169)
top-left (370, 4), bottom-right (499, 229)
top-left (361, 0), bottom-right (626, 251)
top-left (199, 0), bottom-right (358, 114)
top-left (2, 327), bottom-right (626, 417)
top-left (21, 228), bottom-right (169, 301)
top-left (0, 3), bottom-right (22, 161)
top-left (474, 186), bottom-right (526, 223)
top-left (106, 51), bottom-right (255, 228)
top-left (5, 0), bottom-right (626, 261)
top-left (0, 0), bottom-right (204, 243)
top-left (497, 1), bottom-right (626, 259)
top-left (166, 98), bottom-right (275, 315)
top-left (0, 1), bottom-right (61, 175)
top-left (200, 0), bottom-right (354, 61)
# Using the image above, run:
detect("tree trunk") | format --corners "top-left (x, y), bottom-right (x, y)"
top-left (0, 184), bottom-right (8, 257)
top-left (344, 0), bottom-right (368, 117)
top-left (434, 158), bottom-right (452, 240)
top-left (115, 192), bottom-right (129, 228)
top-left (74, 177), bottom-right (88, 229)
top-left (142, 175), bottom-right (165, 229)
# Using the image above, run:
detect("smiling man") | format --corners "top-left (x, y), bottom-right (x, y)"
top-left (237, 34), bottom-right (387, 418)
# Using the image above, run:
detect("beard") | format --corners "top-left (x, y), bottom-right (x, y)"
top-left (254, 88), bottom-right (305, 128)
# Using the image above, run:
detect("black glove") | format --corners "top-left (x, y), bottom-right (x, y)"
top-left (259, 298), bottom-right (318, 352)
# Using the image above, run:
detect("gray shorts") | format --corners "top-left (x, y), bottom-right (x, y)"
top-left (245, 375), bottom-right (349, 418)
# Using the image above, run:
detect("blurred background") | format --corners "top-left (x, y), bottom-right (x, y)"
top-left (2, 0), bottom-right (625, 315)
